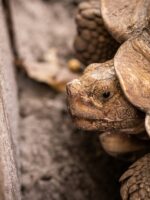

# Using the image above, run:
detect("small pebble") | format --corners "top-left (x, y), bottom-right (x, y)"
top-left (67, 58), bottom-right (82, 72)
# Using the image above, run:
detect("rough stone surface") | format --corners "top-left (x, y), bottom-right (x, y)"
top-left (0, 1), bottom-right (20, 199)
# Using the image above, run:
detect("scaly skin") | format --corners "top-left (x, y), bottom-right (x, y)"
top-left (120, 153), bottom-right (150, 200)
top-left (74, 1), bottom-right (119, 65)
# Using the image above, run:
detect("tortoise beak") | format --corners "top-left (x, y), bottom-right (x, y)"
top-left (66, 79), bottom-right (105, 131)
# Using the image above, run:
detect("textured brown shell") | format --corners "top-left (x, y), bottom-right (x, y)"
top-left (114, 32), bottom-right (150, 112)
top-left (114, 31), bottom-right (150, 136)
top-left (100, 0), bottom-right (150, 43)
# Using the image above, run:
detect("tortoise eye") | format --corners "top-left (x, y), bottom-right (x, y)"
top-left (100, 91), bottom-right (113, 101)
top-left (102, 91), bottom-right (111, 99)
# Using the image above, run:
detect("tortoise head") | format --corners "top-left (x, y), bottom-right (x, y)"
top-left (66, 60), bottom-right (145, 133)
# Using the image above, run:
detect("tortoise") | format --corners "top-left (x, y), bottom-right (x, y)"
top-left (66, 0), bottom-right (150, 199)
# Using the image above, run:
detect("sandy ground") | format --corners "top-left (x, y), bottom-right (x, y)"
top-left (18, 72), bottom-right (126, 200)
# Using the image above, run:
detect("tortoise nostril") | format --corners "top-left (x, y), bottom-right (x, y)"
top-left (66, 84), bottom-right (72, 96)
top-left (66, 79), bottom-right (81, 96)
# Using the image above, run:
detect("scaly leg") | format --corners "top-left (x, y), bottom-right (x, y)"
top-left (120, 153), bottom-right (150, 200)
top-left (74, 1), bottom-right (119, 65)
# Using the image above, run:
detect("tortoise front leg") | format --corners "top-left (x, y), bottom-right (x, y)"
top-left (74, 1), bottom-right (119, 66)
top-left (99, 132), bottom-right (148, 158)
top-left (145, 114), bottom-right (150, 137)
top-left (120, 153), bottom-right (150, 200)
top-left (99, 132), bottom-right (150, 199)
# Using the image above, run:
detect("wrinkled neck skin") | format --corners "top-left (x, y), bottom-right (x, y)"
top-left (66, 60), bottom-right (149, 156)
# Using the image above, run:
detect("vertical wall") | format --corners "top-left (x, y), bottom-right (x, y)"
top-left (0, 0), bottom-right (20, 199)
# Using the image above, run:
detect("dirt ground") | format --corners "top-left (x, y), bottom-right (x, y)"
top-left (18, 71), bottom-right (126, 200)
top-left (9, 0), bottom-right (129, 199)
